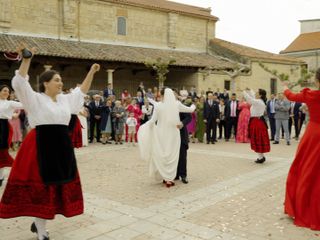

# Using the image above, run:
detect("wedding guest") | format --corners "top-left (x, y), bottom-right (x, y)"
top-left (267, 94), bottom-right (276, 141)
top-left (141, 99), bottom-right (153, 125)
top-left (88, 94), bottom-right (103, 143)
top-left (100, 99), bottom-right (113, 144)
top-left (203, 93), bottom-right (220, 144)
top-left (236, 97), bottom-right (251, 143)
top-left (112, 100), bottom-right (126, 144)
top-left (218, 99), bottom-right (227, 140)
top-left (126, 112), bottom-right (138, 145)
top-left (195, 96), bottom-right (205, 143)
top-left (274, 93), bottom-right (291, 145)
top-left (225, 93), bottom-right (239, 141)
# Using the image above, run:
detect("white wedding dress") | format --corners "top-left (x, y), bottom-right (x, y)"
top-left (138, 88), bottom-right (195, 181)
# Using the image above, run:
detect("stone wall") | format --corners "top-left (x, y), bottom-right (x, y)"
top-left (197, 61), bottom-right (302, 97)
top-left (2, 0), bottom-right (214, 52)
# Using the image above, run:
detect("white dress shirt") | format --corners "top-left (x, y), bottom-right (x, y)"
top-left (12, 71), bottom-right (85, 128)
top-left (0, 99), bottom-right (23, 119)
top-left (243, 90), bottom-right (266, 117)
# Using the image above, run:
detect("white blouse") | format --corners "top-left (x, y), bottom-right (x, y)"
top-left (243, 90), bottom-right (266, 117)
top-left (12, 71), bottom-right (85, 128)
top-left (0, 99), bottom-right (23, 119)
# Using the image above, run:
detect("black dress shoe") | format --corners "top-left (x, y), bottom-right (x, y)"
top-left (181, 177), bottom-right (189, 184)
top-left (206, 142), bottom-right (210, 144)
top-left (287, 141), bottom-right (291, 146)
top-left (0, 178), bottom-right (4, 187)
top-left (211, 141), bottom-right (215, 144)
top-left (255, 157), bottom-right (266, 164)
top-left (89, 140), bottom-right (93, 143)
top-left (174, 176), bottom-right (179, 180)
top-left (273, 141), bottom-right (279, 144)
top-left (31, 223), bottom-right (50, 240)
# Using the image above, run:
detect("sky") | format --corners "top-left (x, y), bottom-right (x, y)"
top-left (172, 0), bottom-right (320, 54)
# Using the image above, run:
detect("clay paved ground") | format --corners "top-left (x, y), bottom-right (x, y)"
top-left (1, 132), bottom-right (319, 240)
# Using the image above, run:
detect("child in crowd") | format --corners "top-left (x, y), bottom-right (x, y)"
top-left (126, 112), bottom-right (138, 145)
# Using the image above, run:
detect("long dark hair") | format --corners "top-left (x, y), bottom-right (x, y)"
top-left (316, 67), bottom-right (320, 82)
top-left (39, 70), bottom-right (59, 92)
top-left (0, 84), bottom-right (10, 93)
top-left (258, 89), bottom-right (267, 105)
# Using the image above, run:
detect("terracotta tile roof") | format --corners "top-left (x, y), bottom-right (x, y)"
top-left (0, 34), bottom-right (234, 69)
top-left (210, 38), bottom-right (303, 64)
top-left (104, 0), bottom-right (218, 20)
top-left (280, 32), bottom-right (320, 53)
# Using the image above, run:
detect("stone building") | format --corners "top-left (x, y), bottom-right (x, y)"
top-left (0, 0), bottom-right (302, 96)
top-left (281, 19), bottom-right (320, 72)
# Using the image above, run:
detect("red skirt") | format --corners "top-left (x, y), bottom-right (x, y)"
top-left (0, 129), bottom-right (83, 219)
top-left (248, 117), bottom-right (270, 153)
top-left (285, 121), bottom-right (320, 230)
top-left (0, 124), bottom-right (13, 168)
top-left (70, 116), bottom-right (83, 148)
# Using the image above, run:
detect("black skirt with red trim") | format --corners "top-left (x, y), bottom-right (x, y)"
top-left (0, 119), bottom-right (14, 168)
top-left (0, 129), bottom-right (83, 219)
top-left (69, 115), bottom-right (83, 148)
top-left (249, 117), bottom-right (270, 153)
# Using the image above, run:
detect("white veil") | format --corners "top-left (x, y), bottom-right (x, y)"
top-left (138, 88), bottom-right (182, 181)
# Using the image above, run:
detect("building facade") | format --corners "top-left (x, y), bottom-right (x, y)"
top-left (0, 0), bottom-right (302, 96)
top-left (281, 19), bottom-right (320, 72)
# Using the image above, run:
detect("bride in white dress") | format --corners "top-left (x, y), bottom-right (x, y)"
top-left (138, 88), bottom-right (195, 187)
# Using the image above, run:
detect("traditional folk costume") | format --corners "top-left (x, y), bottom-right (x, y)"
top-left (68, 113), bottom-right (83, 148)
top-left (284, 88), bottom-right (320, 230)
top-left (0, 98), bottom-right (23, 185)
top-left (243, 90), bottom-right (270, 163)
top-left (0, 72), bottom-right (85, 237)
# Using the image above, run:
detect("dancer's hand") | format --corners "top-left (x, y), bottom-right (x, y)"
top-left (90, 63), bottom-right (100, 73)
top-left (282, 81), bottom-right (289, 91)
top-left (177, 122), bottom-right (183, 129)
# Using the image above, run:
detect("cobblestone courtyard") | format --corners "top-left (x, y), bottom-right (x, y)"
top-left (1, 137), bottom-right (319, 240)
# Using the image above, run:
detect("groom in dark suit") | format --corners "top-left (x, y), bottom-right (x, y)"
top-left (173, 90), bottom-right (192, 184)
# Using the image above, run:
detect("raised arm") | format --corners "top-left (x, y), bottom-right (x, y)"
top-left (12, 47), bottom-right (38, 113)
top-left (284, 89), bottom-right (306, 103)
top-left (178, 101), bottom-right (196, 113)
top-left (243, 90), bottom-right (260, 106)
top-left (80, 64), bottom-right (100, 94)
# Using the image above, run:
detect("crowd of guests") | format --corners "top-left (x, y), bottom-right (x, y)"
top-left (5, 82), bottom-right (308, 150)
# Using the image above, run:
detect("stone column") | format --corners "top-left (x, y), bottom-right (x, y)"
top-left (107, 69), bottom-right (115, 86)
top-left (43, 65), bottom-right (52, 71)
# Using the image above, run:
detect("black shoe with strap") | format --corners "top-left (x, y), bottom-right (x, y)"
top-left (181, 177), bottom-right (189, 184)
top-left (0, 178), bottom-right (4, 187)
top-left (31, 222), bottom-right (50, 240)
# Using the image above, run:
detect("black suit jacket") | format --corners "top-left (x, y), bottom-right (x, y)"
top-left (203, 101), bottom-right (220, 121)
top-left (290, 102), bottom-right (303, 118)
top-left (180, 112), bottom-right (192, 146)
top-left (88, 101), bottom-right (103, 120)
top-left (225, 100), bottom-right (239, 119)
top-left (103, 88), bottom-right (115, 98)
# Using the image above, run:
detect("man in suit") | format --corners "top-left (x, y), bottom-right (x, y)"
top-left (88, 94), bottom-right (103, 143)
top-left (225, 93), bottom-right (239, 141)
top-left (203, 93), bottom-right (220, 144)
top-left (289, 102), bottom-right (305, 140)
top-left (176, 111), bottom-right (192, 184)
top-left (189, 86), bottom-right (197, 99)
top-left (267, 94), bottom-right (276, 141)
top-left (103, 83), bottom-right (115, 99)
top-left (274, 93), bottom-right (291, 145)
top-left (220, 89), bottom-right (229, 101)
top-left (136, 91), bottom-right (144, 109)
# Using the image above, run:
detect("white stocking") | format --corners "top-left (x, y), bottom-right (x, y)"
top-left (257, 153), bottom-right (264, 159)
top-left (34, 218), bottom-right (48, 240)
top-left (0, 168), bottom-right (4, 180)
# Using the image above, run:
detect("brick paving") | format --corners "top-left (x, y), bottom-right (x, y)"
top-left (0, 137), bottom-right (319, 240)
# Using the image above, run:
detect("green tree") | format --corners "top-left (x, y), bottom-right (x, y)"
top-left (145, 58), bottom-right (176, 89)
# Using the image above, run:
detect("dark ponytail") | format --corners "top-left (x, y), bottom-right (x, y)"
top-left (258, 89), bottom-right (267, 105)
top-left (39, 70), bottom-right (59, 92)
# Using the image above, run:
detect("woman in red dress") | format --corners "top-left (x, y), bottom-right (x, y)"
top-left (236, 97), bottom-right (251, 143)
top-left (0, 46), bottom-right (100, 240)
top-left (284, 68), bottom-right (320, 230)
